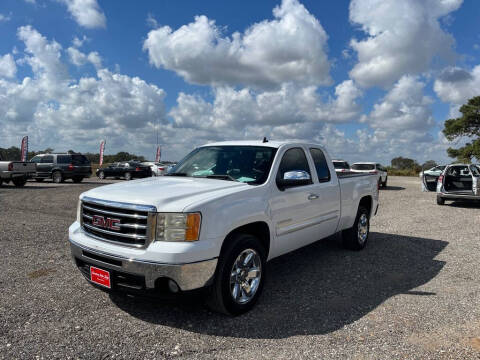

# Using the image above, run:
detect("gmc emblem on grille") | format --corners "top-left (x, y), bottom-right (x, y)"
top-left (91, 215), bottom-right (121, 231)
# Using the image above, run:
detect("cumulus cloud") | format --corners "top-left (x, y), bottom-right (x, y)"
top-left (67, 46), bottom-right (102, 69)
top-left (0, 13), bottom-right (12, 22)
top-left (58, 0), bottom-right (106, 29)
top-left (349, 0), bottom-right (462, 88)
top-left (0, 26), bottom-right (166, 156)
top-left (434, 65), bottom-right (480, 105)
top-left (0, 54), bottom-right (17, 78)
top-left (143, 0), bottom-right (331, 89)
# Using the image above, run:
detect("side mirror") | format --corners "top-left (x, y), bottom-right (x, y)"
top-left (277, 170), bottom-right (312, 190)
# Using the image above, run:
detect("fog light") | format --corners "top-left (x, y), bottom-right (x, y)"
top-left (168, 279), bottom-right (179, 293)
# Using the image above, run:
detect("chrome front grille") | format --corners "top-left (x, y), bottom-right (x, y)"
top-left (80, 197), bottom-right (157, 248)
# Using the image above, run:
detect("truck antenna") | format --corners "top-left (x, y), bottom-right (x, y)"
top-left (262, 137), bottom-right (268, 143)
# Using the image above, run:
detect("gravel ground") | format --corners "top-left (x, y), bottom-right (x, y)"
top-left (1, 176), bottom-right (480, 359)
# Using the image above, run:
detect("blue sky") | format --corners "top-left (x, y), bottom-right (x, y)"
top-left (0, 0), bottom-right (479, 163)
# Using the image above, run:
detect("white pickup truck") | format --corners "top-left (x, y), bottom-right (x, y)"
top-left (69, 141), bottom-right (379, 315)
top-left (0, 156), bottom-right (37, 187)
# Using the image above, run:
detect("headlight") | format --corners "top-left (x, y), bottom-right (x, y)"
top-left (156, 213), bottom-right (201, 242)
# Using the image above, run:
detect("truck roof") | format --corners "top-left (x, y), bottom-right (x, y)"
top-left (202, 140), bottom-right (324, 149)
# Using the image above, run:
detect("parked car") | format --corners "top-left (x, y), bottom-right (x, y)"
top-left (69, 140), bottom-right (379, 315)
top-left (30, 153), bottom-right (91, 183)
top-left (0, 155), bottom-right (37, 187)
top-left (332, 159), bottom-right (351, 173)
top-left (435, 164), bottom-right (480, 205)
top-left (142, 162), bottom-right (168, 176)
top-left (351, 162), bottom-right (388, 187)
top-left (96, 161), bottom-right (152, 180)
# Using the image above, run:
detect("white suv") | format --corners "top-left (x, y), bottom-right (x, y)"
top-left (351, 162), bottom-right (388, 188)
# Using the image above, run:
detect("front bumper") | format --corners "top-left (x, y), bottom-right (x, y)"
top-left (69, 238), bottom-right (218, 292)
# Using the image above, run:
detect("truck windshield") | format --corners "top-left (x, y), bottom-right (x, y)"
top-left (169, 146), bottom-right (277, 184)
top-left (352, 164), bottom-right (375, 170)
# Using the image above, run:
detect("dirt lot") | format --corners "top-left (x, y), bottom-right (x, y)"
top-left (1, 176), bottom-right (480, 359)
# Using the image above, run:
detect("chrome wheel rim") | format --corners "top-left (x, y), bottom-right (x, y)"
top-left (357, 213), bottom-right (368, 244)
top-left (230, 249), bottom-right (262, 304)
top-left (99, 172), bottom-right (104, 179)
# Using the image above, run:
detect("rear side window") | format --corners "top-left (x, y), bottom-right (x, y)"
top-left (333, 161), bottom-right (349, 170)
top-left (310, 149), bottom-right (331, 182)
top-left (41, 155), bottom-right (54, 163)
top-left (57, 155), bottom-right (71, 164)
top-left (277, 148), bottom-right (311, 179)
top-left (72, 155), bottom-right (90, 165)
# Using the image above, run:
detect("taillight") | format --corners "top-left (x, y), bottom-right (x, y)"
top-left (438, 174), bottom-right (443, 183)
top-left (135, 167), bottom-right (141, 171)
top-left (67, 164), bottom-right (74, 170)
top-left (158, 167), bottom-right (165, 171)
top-left (371, 170), bottom-right (378, 174)
top-left (8, 163), bottom-right (13, 171)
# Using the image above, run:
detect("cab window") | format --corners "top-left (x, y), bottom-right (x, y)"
top-left (41, 155), bottom-right (54, 163)
top-left (310, 148), bottom-right (331, 182)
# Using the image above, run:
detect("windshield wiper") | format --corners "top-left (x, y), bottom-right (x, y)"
top-left (204, 174), bottom-right (238, 182)
top-left (165, 172), bottom-right (188, 176)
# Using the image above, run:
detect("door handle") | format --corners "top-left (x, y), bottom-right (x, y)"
top-left (308, 194), bottom-right (319, 200)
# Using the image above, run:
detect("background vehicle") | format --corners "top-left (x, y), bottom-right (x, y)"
top-left (435, 164), bottom-right (480, 205)
top-left (332, 160), bottom-right (351, 173)
top-left (0, 155), bottom-right (37, 187)
top-left (30, 153), bottom-right (91, 183)
top-left (69, 141), bottom-right (379, 315)
top-left (351, 162), bottom-right (388, 187)
top-left (96, 161), bottom-right (152, 180)
top-left (142, 162), bottom-right (168, 176)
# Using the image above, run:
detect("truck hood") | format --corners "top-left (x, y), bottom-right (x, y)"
top-left (81, 176), bottom-right (250, 211)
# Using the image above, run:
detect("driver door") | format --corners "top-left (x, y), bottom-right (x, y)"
top-left (269, 147), bottom-right (324, 257)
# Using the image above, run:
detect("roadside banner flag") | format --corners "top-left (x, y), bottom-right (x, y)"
top-left (99, 140), bottom-right (106, 166)
top-left (20, 136), bottom-right (28, 161)
top-left (155, 146), bottom-right (161, 162)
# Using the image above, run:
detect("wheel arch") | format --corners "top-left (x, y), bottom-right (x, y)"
top-left (221, 221), bottom-right (271, 259)
top-left (358, 195), bottom-right (373, 218)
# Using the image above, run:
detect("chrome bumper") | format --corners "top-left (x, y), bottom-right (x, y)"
top-left (69, 239), bottom-right (218, 291)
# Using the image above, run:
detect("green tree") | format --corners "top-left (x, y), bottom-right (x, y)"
top-left (422, 160), bottom-right (437, 169)
top-left (443, 96), bottom-right (480, 163)
top-left (391, 156), bottom-right (419, 170)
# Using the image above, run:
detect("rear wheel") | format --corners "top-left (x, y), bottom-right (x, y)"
top-left (124, 172), bottom-right (132, 181)
top-left (342, 206), bottom-right (369, 250)
top-left (72, 176), bottom-right (84, 183)
top-left (382, 176), bottom-right (388, 188)
top-left (52, 171), bottom-right (63, 183)
top-left (436, 196), bottom-right (445, 205)
top-left (0, 179), bottom-right (3, 187)
top-left (97, 171), bottom-right (105, 180)
top-left (206, 233), bottom-right (266, 315)
top-left (12, 177), bottom-right (27, 187)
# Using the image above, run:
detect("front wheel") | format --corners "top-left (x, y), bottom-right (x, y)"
top-left (436, 196), bottom-right (445, 205)
top-left (12, 177), bottom-right (27, 187)
top-left (52, 171), bottom-right (63, 183)
top-left (206, 233), bottom-right (266, 315)
top-left (124, 172), bottom-right (132, 181)
top-left (342, 206), bottom-right (369, 250)
top-left (97, 171), bottom-right (105, 180)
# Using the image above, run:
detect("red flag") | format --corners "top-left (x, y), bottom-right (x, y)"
top-left (99, 140), bottom-right (106, 166)
top-left (20, 136), bottom-right (28, 161)
top-left (155, 146), bottom-right (161, 162)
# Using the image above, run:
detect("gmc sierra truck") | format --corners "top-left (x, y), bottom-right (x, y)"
top-left (69, 141), bottom-right (379, 315)
top-left (0, 155), bottom-right (37, 187)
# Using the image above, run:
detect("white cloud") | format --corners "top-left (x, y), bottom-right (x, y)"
top-left (0, 13), bottom-right (12, 22)
top-left (349, 0), bottom-right (462, 88)
top-left (0, 54), bottom-right (17, 78)
top-left (434, 65), bottom-right (480, 105)
top-left (144, 0), bottom-right (331, 89)
top-left (67, 46), bottom-right (102, 69)
top-left (72, 35), bottom-right (89, 48)
top-left (58, 0), bottom-right (106, 29)
top-left (146, 13), bottom-right (159, 29)
top-left (0, 26), bottom-right (166, 158)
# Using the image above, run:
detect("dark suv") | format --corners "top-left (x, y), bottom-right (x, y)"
top-left (30, 154), bottom-right (92, 183)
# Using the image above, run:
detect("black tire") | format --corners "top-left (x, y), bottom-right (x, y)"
top-left (98, 171), bottom-right (105, 180)
top-left (52, 171), bottom-right (63, 183)
top-left (124, 172), bottom-right (132, 181)
top-left (12, 177), bottom-right (27, 187)
top-left (342, 206), bottom-right (369, 250)
top-left (35, 178), bottom-right (44, 182)
top-left (72, 176), bottom-right (84, 183)
top-left (206, 233), bottom-right (266, 316)
top-left (436, 196), bottom-right (445, 205)
top-left (0, 179), bottom-right (3, 187)
top-left (382, 176), bottom-right (388, 188)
